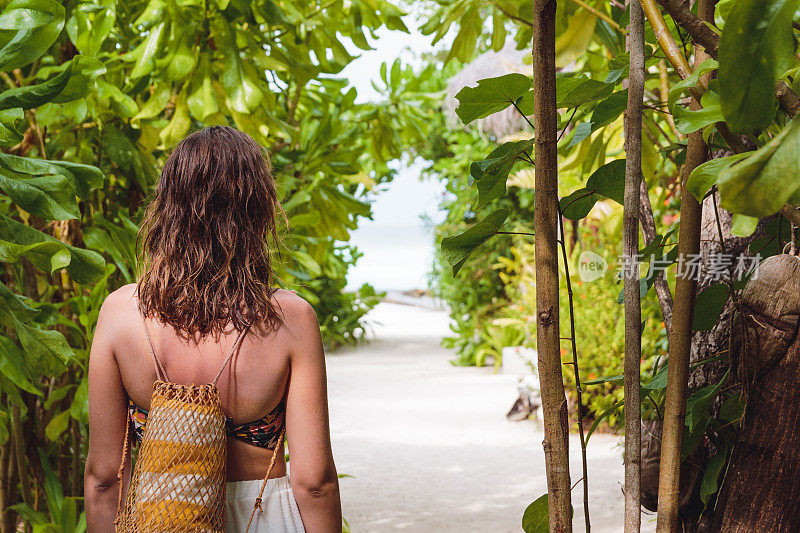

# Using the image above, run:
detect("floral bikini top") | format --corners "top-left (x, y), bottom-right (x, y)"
top-left (128, 398), bottom-right (286, 450)
top-left (130, 300), bottom-right (286, 451)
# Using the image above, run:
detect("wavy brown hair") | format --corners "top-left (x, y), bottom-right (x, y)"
top-left (136, 126), bottom-right (284, 337)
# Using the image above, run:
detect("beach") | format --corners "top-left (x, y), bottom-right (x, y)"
top-left (327, 302), bottom-right (653, 532)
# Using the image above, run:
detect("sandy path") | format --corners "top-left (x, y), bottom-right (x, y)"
top-left (326, 302), bottom-right (655, 532)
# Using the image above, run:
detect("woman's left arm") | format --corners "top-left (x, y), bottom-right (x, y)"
top-left (84, 292), bottom-right (130, 532)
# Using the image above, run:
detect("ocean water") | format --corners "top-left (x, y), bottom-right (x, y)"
top-left (346, 224), bottom-right (436, 292)
top-left (345, 160), bottom-right (447, 293)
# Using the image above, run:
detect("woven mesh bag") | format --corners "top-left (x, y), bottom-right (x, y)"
top-left (114, 303), bottom-right (283, 532)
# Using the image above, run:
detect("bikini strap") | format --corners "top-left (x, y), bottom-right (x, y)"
top-left (210, 323), bottom-right (251, 386)
top-left (136, 297), bottom-right (168, 382)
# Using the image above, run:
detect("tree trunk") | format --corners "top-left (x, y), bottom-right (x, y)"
top-left (532, 0), bottom-right (572, 531)
top-left (623, 0), bottom-right (645, 529)
top-left (711, 254), bottom-right (800, 531)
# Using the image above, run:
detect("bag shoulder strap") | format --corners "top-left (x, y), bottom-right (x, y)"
top-left (137, 295), bottom-right (251, 386)
top-left (245, 428), bottom-right (286, 533)
top-left (136, 297), bottom-right (169, 382)
top-left (210, 323), bottom-right (251, 386)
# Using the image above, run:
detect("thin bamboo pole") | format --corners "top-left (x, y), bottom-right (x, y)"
top-left (532, 0), bottom-right (573, 530)
top-left (557, 210), bottom-right (590, 532)
top-left (655, 2), bottom-right (712, 529)
top-left (623, 0), bottom-right (645, 529)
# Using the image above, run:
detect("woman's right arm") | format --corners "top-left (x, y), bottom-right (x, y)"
top-left (84, 291), bottom-right (131, 531)
top-left (285, 298), bottom-right (342, 532)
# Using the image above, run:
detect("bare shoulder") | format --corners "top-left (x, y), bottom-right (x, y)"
top-left (100, 283), bottom-right (136, 317)
top-left (96, 283), bottom-right (138, 331)
top-left (271, 289), bottom-right (316, 319)
top-left (270, 289), bottom-right (320, 338)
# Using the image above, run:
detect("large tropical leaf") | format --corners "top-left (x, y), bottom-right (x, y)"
top-left (454, 73), bottom-right (531, 125)
top-left (718, 115), bottom-right (800, 216)
top-left (0, 215), bottom-right (105, 283)
top-left (0, 63), bottom-right (71, 109)
top-left (718, 0), bottom-right (799, 132)
top-left (441, 209), bottom-right (510, 275)
top-left (470, 139), bottom-right (533, 208)
top-left (560, 159), bottom-right (627, 220)
top-left (0, 0), bottom-right (65, 70)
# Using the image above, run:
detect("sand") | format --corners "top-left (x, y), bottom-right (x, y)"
top-left (326, 302), bottom-right (656, 532)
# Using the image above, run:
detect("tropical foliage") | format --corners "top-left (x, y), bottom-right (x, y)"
top-left (419, 0), bottom-right (800, 529)
top-left (0, 0), bottom-right (430, 529)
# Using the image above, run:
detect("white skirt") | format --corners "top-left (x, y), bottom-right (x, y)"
top-left (225, 476), bottom-right (305, 533)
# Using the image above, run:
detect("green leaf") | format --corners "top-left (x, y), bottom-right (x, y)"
top-left (0, 63), bottom-right (70, 109)
top-left (70, 378), bottom-right (88, 425)
top-left (159, 95), bottom-right (191, 147)
top-left (730, 214), bottom-right (759, 237)
top-left (0, 334), bottom-right (41, 396)
top-left (0, 107), bottom-right (23, 147)
top-left (567, 122), bottom-right (593, 148)
top-left (0, 284), bottom-right (73, 375)
top-left (521, 494), bottom-right (549, 533)
top-left (590, 89), bottom-right (628, 129)
top-left (132, 84), bottom-right (170, 124)
top-left (0, 411), bottom-right (7, 445)
top-left (687, 153), bottom-right (749, 202)
top-left (470, 140), bottom-right (533, 207)
top-left (38, 447), bottom-right (64, 515)
top-left (719, 393), bottom-right (745, 422)
top-left (674, 91), bottom-right (724, 134)
top-left (668, 59), bottom-right (719, 111)
top-left (556, 76), bottom-right (614, 109)
top-left (60, 497), bottom-right (79, 533)
top-left (490, 11), bottom-right (506, 52)
top-left (45, 409), bottom-right (69, 441)
top-left (50, 55), bottom-right (106, 103)
top-left (128, 21), bottom-right (165, 79)
top-left (718, 0), bottom-right (798, 132)
top-left (560, 159), bottom-right (626, 220)
top-left (586, 399), bottom-right (624, 442)
top-left (555, 10), bottom-right (596, 68)
top-left (700, 450), bottom-right (727, 505)
top-left (566, 90), bottom-right (628, 148)
top-left (188, 55), bottom-right (219, 120)
top-left (8, 504), bottom-right (48, 525)
top-left (222, 22), bottom-right (263, 113)
top-left (83, 215), bottom-right (137, 282)
top-left (583, 374), bottom-right (623, 386)
top-left (11, 312), bottom-right (72, 374)
top-left (643, 364), bottom-right (669, 390)
top-left (446, 5), bottom-right (481, 63)
top-left (693, 284), bottom-right (730, 331)
top-left (163, 25), bottom-right (197, 81)
top-left (718, 115), bottom-right (800, 216)
top-left (441, 209), bottom-right (509, 275)
top-left (0, 215), bottom-right (105, 283)
top-left (685, 370), bottom-right (728, 432)
top-left (454, 73), bottom-right (531, 125)
top-left (0, 2), bottom-right (54, 29)
top-left (0, 165), bottom-right (79, 220)
top-left (0, 0), bottom-right (65, 70)
top-left (0, 153), bottom-right (103, 200)
top-left (66, 1), bottom-right (116, 57)
top-left (96, 79), bottom-right (138, 118)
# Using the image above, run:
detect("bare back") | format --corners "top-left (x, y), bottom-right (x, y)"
top-left (114, 283), bottom-right (296, 481)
